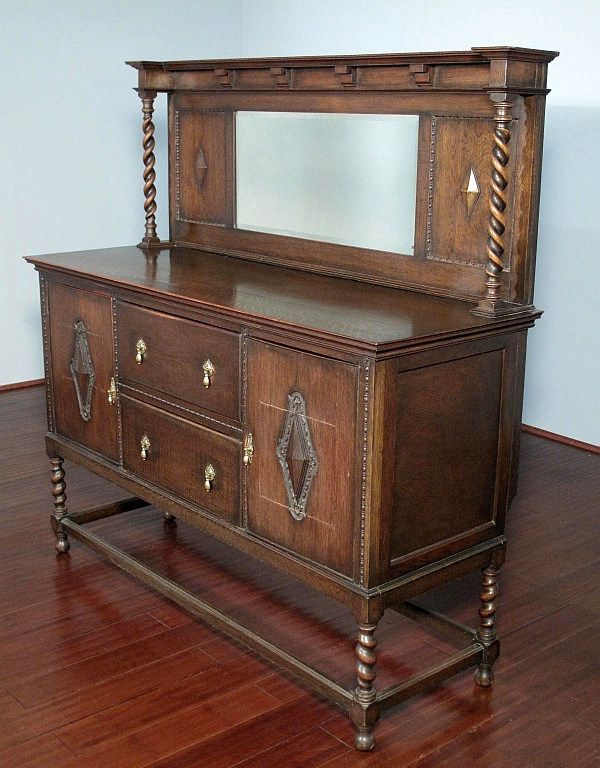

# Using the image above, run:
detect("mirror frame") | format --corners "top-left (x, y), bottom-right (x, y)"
top-left (129, 48), bottom-right (558, 308)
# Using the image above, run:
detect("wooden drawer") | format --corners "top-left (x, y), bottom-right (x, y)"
top-left (121, 395), bottom-right (240, 523)
top-left (116, 302), bottom-right (240, 421)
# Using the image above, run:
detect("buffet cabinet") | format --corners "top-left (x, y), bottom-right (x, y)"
top-left (42, 273), bottom-right (526, 583)
top-left (28, 45), bottom-right (557, 750)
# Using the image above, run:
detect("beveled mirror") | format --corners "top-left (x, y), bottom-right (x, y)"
top-left (235, 112), bottom-right (419, 254)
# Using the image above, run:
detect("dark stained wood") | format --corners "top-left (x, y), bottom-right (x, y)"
top-left (128, 49), bottom-right (557, 114)
top-left (390, 342), bottom-right (504, 564)
top-left (474, 565), bottom-right (500, 686)
top-left (50, 456), bottom-right (70, 553)
top-left (31, 51), bottom-right (559, 308)
top-left (474, 98), bottom-right (515, 315)
top-left (68, 496), bottom-right (149, 525)
top-left (0, 387), bottom-right (598, 768)
top-left (120, 395), bottom-right (241, 524)
top-left (126, 46), bottom-right (560, 305)
top-left (170, 108), bottom-right (236, 227)
top-left (351, 621), bottom-right (380, 750)
top-left (22, 46), bottom-right (560, 752)
top-left (43, 430), bottom-right (370, 605)
top-left (26, 248), bottom-right (539, 352)
top-left (246, 340), bottom-right (359, 577)
top-left (116, 300), bottom-right (241, 421)
top-left (47, 282), bottom-right (118, 461)
top-left (137, 90), bottom-right (162, 249)
top-left (425, 115), bottom-right (512, 269)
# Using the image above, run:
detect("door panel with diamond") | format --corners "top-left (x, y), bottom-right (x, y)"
top-left (246, 340), bottom-right (359, 577)
top-left (48, 282), bottom-right (118, 461)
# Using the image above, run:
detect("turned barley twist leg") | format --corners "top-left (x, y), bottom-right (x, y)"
top-left (50, 457), bottom-right (70, 553)
top-left (475, 99), bottom-right (513, 315)
top-left (474, 564), bottom-right (500, 686)
top-left (351, 623), bottom-right (380, 750)
top-left (138, 90), bottom-right (161, 249)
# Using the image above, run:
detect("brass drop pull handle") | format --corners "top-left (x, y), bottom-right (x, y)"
top-left (202, 359), bottom-right (215, 388)
top-left (243, 432), bottom-right (254, 466)
top-left (107, 378), bottom-right (117, 405)
top-left (204, 463), bottom-right (216, 491)
top-left (135, 339), bottom-right (147, 365)
top-left (140, 435), bottom-right (150, 460)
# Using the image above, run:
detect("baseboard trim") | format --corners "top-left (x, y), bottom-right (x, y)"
top-left (522, 424), bottom-right (600, 455)
top-left (0, 378), bottom-right (45, 393)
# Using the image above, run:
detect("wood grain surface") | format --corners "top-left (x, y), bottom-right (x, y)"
top-left (0, 385), bottom-right (597, 768)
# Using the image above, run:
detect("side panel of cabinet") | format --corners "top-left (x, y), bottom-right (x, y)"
top-left (389, 335), bottom-right (517, 575)
top-left (246, 340), bottom-right (359, 577)
top-left (47, 281), bottom-right (119, 461)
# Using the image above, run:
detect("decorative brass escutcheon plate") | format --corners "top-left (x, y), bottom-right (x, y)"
top-left (202, 359), bottom-right (215, 388)
top-left (135, 338), bottom-right (147, 364)
top-left (204, 463), bottom-right (216, 491)
top-left (140, 434), bottom-right (150, 460)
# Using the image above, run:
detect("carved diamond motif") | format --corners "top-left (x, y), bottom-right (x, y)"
top-left (276, 392), bottom-right (317, 521)
top-left (460, 166), bottom-right (481, 217)
top-left (69, 320), bottom-right (95, 422)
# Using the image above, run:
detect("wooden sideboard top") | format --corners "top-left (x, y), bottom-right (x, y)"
top-left (26, 246), bottom-right (540, 351)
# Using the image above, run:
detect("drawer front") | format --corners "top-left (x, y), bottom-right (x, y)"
top-left (117, 302), bottom-right (240, 420)
top-left (47, 281), bottom-right (119, 461)
top-left (121, 395), bottom-right (240, 523)
top-left (246, 340), bottom-right (359, 577)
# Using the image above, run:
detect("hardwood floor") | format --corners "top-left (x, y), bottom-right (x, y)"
top-left (0, 386), bottom-right (598, 768)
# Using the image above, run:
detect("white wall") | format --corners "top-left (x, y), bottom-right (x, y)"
top-left (2, 0), bottom-right (598, 446)
top-left (241, 0), bottom-right (600, 446)
top-left (0, 0), bottom-right (243, 385)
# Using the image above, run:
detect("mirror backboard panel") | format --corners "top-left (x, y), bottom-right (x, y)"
top-left (235, 112), bottom-right (419, 254)
top-left (164, 45), bottom-right (555, 305)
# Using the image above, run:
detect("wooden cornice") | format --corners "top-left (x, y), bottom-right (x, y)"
top-left (127, 46), bottom-right (559, 95)
top-left (127, 47), bottom-right (559, 71)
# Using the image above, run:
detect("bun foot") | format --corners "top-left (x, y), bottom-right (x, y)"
top-left (474, 663), bottom-right (494, 687)
top-left (163, 511), bottom-right (175, 522)
top-left (55, 532), bottom-right (70, 554)
top-left (354, 727), bottom-right (375, 751)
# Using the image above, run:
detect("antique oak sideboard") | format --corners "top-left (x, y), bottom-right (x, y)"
top-left (27, 47), bottom-right (557, 750)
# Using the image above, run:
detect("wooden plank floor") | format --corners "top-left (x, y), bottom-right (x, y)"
top-left (0, 386), bottom-right (598, 768)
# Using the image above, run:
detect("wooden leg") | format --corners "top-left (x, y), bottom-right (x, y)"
top-left (50, 456), bottom-right (70, 553)
top-left (163, 511), bottom-right (175, 522)
top-left (137, 89), bottom-right (162, 250)
top-left (474, 564), bottom-right (500, 686)
top-left (350, 621), bottom-right (381, 750)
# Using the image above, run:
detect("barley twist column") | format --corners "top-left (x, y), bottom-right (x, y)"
top-left (138, 89), bottom-right (161, 249)
top-left (50, 457), bottom-right (70, 553)
top-left (475, 99), bottom-right (513, 315)
top-left (474, 564), bottom-right (500, 686)
top-left (352, 623), bottom-right (379, 750)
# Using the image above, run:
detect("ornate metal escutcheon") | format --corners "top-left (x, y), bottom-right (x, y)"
top-left (276, 391), bottom-right (317, 521)
top-left (69, 320), bottom-right (95, 422)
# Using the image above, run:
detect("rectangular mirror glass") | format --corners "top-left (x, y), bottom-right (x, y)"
top-left (236, 112), bottom-right (419, 254)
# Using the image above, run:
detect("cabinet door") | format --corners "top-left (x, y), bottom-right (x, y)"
top-left (47, 282), bottom-right (119, 461)
top-left (246, 340), bottom-right (359, 577)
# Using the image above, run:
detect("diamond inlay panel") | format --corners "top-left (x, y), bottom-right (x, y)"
top-left (460, 166), bottom-right (481, 217)
top-left (276, 392), bottom-right (317, 521)
top-left (69, 320), bottom-right (95, 422)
